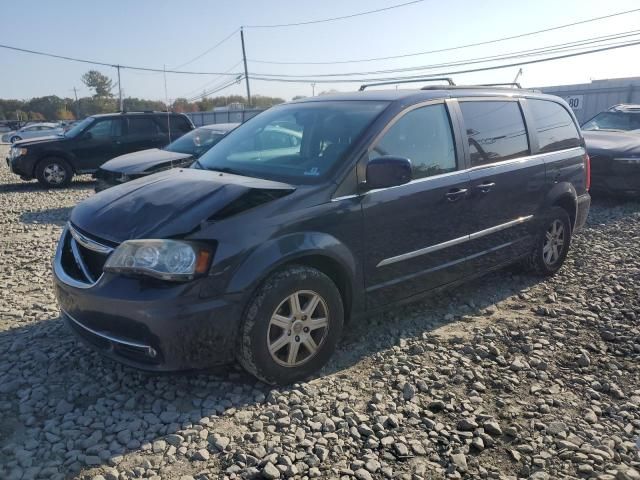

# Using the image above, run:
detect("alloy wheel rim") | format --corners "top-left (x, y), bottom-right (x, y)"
top-left (267, 290), bottom-right (329, 367)
top-left (543, 219), bottom-right (565, 265)
top-left (43, 163), bottom-right (66, 185)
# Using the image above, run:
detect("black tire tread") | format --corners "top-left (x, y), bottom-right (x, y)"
top-left (523, 206), bottom-right (572, 276)
top-left (35, 157), bottom-right (73, 188)
top-left (237, 265), bottom-right (343, 385)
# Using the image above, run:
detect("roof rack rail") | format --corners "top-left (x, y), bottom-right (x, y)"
top-left (477, 82), bottom-right (522, 88)
top-left (358, 77), bottom-right (455, 91)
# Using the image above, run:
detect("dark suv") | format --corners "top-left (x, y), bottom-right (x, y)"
top-left (53, 81), bottom-right (590, 384)
top-left (6, 111), bottom-right (194, 187)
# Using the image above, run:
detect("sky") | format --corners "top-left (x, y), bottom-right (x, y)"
top-left (1, 0), bottom-right (640, 103)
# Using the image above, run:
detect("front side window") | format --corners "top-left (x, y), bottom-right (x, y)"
top-left (528, 100), bottom-right (581, 153)
top-left (87, 119), bottom-right (121, 139)
top-left (196, 101), bottom-right (389, 184)
top-left (460, 101), bottom-right (529, 167)
top-left (370, 103), bottom-right (456, 179)
top-left (168, 116), bottom-right (193, 135)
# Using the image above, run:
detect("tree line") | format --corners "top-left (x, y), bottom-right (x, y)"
top-left (0, 70), bottom-right (285, 122)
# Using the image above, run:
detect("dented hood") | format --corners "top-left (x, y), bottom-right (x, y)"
top-left (100, 148), bottom-right (193, 175)
top-left (70, 168), bottom-right (294, 244)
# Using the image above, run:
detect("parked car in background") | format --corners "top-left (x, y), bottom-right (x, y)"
top-left (582, 104), bottom-right (640, 196)
top-left (6, 111), bottom-right (194, 188)
top-left (94, 123), bottom-right (239, 191)
top-left (53, 83), bottom-right (590, 384)
top-left (1, 122), bottom-right (64, 143)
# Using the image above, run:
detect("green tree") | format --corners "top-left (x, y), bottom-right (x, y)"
top-left (82, 70), bottom-right (114, 98)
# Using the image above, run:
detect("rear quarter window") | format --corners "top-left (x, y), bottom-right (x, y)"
top-left (528, 99), bottom-right (581, 153)
top-left (459, 100), bottom-right (529, 167)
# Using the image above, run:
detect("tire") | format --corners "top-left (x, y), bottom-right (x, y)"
top-left (523, 206), bottom-right (572, 276)
top-left (10, 136), bottom-right (21, 143)
top-left (237, 265), bottom-right (344, 385)
top-left (35, 157), bottom-right (73, 188)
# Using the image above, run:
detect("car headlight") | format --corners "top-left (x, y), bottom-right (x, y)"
top-left (10, 147), bottom-right (27, 159)
top-left (104, 239), bottom-right (212, 281)
top-left (614, 157), bottom-right (640, 164)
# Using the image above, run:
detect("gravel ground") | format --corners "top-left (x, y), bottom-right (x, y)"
top-left (1, 142), bottom-right (640, 480)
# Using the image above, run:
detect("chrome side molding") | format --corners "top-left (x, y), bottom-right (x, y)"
top-left (377, 215), bottom-right (533, 267)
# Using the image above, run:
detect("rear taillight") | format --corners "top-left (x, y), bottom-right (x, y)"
top-left (585, 153), bottom-right (591, 191)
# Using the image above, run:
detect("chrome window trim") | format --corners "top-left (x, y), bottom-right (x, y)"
top-left (377, 215), bottom-right (533, 267)
top-left (63, 309), bottom-right (156, 356)
top-left (68, 223), bottom-right (114, 254)
top-left (331, 146), bottom-right (584, 202)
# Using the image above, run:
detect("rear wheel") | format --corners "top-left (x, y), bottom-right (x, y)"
top-left (524, 206), bottom-right (572, 276)
top-left (237, 265), bottom-right (344, 385)
top-left (35, 158), bottom-right (73, 188)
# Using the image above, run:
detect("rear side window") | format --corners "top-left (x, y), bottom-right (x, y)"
top-left (528, 99), bottom-right (581, 153)
top-left (459, 101), bottom-right (529, 167)
top-left (371, 103), bottom-right (457, 179)
top-left (128, 117), bottom-right (160, 136)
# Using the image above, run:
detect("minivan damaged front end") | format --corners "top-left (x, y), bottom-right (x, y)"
top-left (53, 168), bottom-right (295, 370)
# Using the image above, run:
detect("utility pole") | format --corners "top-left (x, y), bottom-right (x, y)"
top-left (72, 86), bottom-right (80, 118)
top-left (240, 27), bottom-right (251, 106)
top-left (311, 82), bottom-right (316, 96)
top-left (116, 65), bottom-right (123, 111)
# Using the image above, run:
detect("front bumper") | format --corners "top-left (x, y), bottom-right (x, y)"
top-left (6, 154), bottom-right (34, 178)
top-left (590, 156), bottom-right (640, 196)
top-left (53, 226), bottom-right (243, 371)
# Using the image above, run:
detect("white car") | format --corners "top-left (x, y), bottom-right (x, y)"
top-left (1, 123), bottom-right (64, 143)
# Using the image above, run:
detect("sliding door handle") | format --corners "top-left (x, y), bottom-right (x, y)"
top-left (475, 182), bottom-right (495, 193)
top-left (445, 188), bottom-right (468, 202)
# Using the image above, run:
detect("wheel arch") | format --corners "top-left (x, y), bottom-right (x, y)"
top-left (33, 151), bottom-right (76, 176)
top-left (544, 182), bottom-right (578, 229)
top-left (227, 232), bottom-right (362, 323)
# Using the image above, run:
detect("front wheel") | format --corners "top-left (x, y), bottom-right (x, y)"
top-left (35, 158), bottom-right (73, 188)
top-left (524, 206), bottom-right (572, 276)
top-left (237, 266), bottom-right (344, 385)
top-left (10, 136), bottom-right (21, 143)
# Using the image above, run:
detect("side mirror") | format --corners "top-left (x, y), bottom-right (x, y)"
top-left (83, 131), bottom-right (93, 140)
top-left (365, 156), bottom-right (412, 189)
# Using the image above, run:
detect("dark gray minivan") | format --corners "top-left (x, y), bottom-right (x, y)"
top-left (54, 81), bottom-right (590, 384)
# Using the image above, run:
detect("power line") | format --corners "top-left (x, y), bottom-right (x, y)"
top-left (186, 76), bottom-right (244, 103)
top-left (247, 39), bottom-right (640, 84)
top-left (170, 29), bottom-right (240, 71)
top-left (251, 30), bottom-right (640, 78)
top-left (0, 43), bottom-right (244, 75)
top-left (243, 0), bottom-right (426, 28)
top-left (248, 7), bottom-right (640, 64)
top-left (178, 60), bottom-right (244, 98)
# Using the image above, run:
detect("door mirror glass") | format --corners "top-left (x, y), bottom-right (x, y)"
top-left (365, 156), bottom-right (412, 189)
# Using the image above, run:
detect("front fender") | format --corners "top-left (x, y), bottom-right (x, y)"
top-left (227, 231), bottom-right (361, 309)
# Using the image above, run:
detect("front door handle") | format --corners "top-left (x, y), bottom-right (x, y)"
top-left (445, 188), bottom-right (468, 202)
top-left (475, 182), bottom-right (495, 193)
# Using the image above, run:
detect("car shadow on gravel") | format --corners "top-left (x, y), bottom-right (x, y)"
top-left (0, 178), bottom-right (94, 194)
top-left (19, 207), bottom-right (73, 226)
top-left (0, 265), bottom-right (542, 477)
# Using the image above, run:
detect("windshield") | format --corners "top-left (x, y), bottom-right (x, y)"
top-left (582, 112), bottom-right (640, 132)
top-left (195, 100), bottom-right (389, 184)
top-left (165, 127), bottom-right (228, 157)
top-left (65, 117), bottom-right (94, 138)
